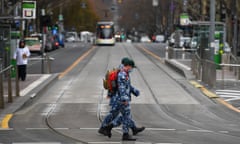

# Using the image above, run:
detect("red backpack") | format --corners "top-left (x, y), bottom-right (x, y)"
top-left (103, 68), bottom-right (120, 93)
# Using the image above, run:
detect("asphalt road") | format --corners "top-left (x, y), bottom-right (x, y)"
top-left (1, 42), bottom-right (240, 144)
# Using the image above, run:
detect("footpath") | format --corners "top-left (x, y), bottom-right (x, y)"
top-left (0, 73), bottom-right (58, 128)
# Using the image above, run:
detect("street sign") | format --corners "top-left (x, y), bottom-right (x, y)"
top-left (180, 13), bottom-right (190, 26)
top-left (22, 1), bottom-right (36, 19)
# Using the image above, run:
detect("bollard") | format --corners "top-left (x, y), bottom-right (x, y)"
top-left (15, 66), bottom-right (20, 97)
top-left (0, 72), bottom-right (4, 108)
top-left (238, 67), bottom-right (240, 80)
top-left (7, 67), bottom-right (13, 103)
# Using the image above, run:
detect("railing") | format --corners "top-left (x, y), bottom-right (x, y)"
top-left (29, 54), bottom-right (55, 74)
top-left (192, 53), bottom-right (240, 89)
top-left (0, 65), bottom-right (19, 109)
top-left (0, 54), bottom-right (54, 109)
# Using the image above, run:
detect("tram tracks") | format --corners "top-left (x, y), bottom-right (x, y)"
top-left (129, 43), bottom-right (240, 138)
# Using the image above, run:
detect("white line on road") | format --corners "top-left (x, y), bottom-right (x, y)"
top-left (219, 131), bottom-right (229, 133)
top-left (170, 59), bottom-right (191, 71)
top-left (155, 143), bottom-right (182, 144)
top-left (146, 128), bottom-right (176, 131)
top-left (88, 142), bottom-right (121, 144)
top-left (187, 129), bottom-right (213, 133)
top-left (20, 74), bottom-right (51, 96)
top-left (12, 142), bottom-right (61, 144)
top-left (0, 128), bottom-right (13, 130)
top-left (26, 128), bottom-right (48, 130)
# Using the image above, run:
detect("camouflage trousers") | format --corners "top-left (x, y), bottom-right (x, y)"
top-left (100, 102), bottom-right (135, 133)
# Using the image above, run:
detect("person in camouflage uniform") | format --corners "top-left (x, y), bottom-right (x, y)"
top-left (99, 58), bottom-right (144, 141)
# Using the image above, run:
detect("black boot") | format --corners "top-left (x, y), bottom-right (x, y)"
top-left (132, 126), bottom-right (145, 135)
top-left (98, 127), bottom-right (108, 136)
top-left (122, 133), bottom-right (136, 141)
top-left (105, 123), bottom-right (114, 138)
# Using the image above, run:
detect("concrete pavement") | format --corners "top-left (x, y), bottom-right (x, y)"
top-left (1, 51), bottom-right (239, 128)
top-left (0, 73), bottom-right (58, 128)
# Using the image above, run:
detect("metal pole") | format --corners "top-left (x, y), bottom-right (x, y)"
top-left (15, 65), bottom-right (20, 97)
top-left (8, 68), bottom-right (12, 103)
top-left (233, 0), bottom-right (238, 56)
top-left (0, 72), bottom-right (4, 108)
top-left (209, 0), bottom-right (215, 61)
top-left (1, 0), bottom-right (4, 14)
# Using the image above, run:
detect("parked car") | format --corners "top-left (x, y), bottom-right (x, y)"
top-left (140, 36), bottom-right (151, 43)
top-left (168, 32), bottom-right (175, 46)
top-left (45, 34), bottom-right (59, 51)
top-left (30, 33), bottom-right (42, 41)
top-left (24, 37), bottom-right (42, 54)
top-left (65, 31), bottom-right (80, 42)
top-left (180, 36), bottom-right (191, 48)
top-left (155, 35), bottom-right (165, 43)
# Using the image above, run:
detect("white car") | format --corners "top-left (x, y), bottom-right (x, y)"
top-left (140, 36), bottom-right (151, 43)
top-left (155, 35), bottom-right (165, 43)
top-left (65, 31), bottom-right (80, 42)
top-left (24, 37), bottom-right (42, 54)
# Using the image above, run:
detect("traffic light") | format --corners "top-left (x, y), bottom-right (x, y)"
top-left (40, 15), bottom-right (52, 27)
top-left (52, 24), bottom-right (59, 35)
top-left (53, 24), bottom-right (59, 30)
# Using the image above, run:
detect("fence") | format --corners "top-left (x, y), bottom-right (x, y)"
top-left (192, 53), bottom-right (240, 89)
top-left (0, 55), bottom-right (54, 109)
top-left (28, 54), bottom-right (55, 74)
top-left (0, 65), bottom-right (19, 108)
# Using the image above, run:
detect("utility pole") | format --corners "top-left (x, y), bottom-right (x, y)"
top-left (152, 0), bottom-right (159, 33)
top-left (209, 0), bottom-right (215, 61)
top-left (1, 0), bottom-right (4, 15)
top-left (233, 0), bottom-right (238, 56)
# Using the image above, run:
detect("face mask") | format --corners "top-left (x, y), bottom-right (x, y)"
top-left (128, 68), bottom-right (133, 73)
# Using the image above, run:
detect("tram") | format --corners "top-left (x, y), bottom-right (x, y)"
top-left (96, 21), bottom-right (115, 45)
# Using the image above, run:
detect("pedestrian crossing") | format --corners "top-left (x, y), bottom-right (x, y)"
top-left (216, 90), bottom-right (240, 102)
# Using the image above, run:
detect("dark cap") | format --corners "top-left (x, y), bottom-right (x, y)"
top-left (124, 58), bottom-right (136, 68)
top-left (121, 57), bottom-right (130, 65)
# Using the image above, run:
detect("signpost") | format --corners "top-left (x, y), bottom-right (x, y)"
top-left (180, 13), bottom-right (190, 26)
top-left (22, 1), bottom-right (36, 19)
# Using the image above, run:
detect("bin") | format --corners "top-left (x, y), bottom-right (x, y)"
top-left (214, 53), bottom-right (221, 69)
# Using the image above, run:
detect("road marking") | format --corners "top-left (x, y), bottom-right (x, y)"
top-left (20, 74), bottom-right (51, 96)
top-left (26, 128), bottom-right (48, 130)
top-left (146, 128), bottom-right (176, 131)
top-left (0, 128), bottom-right (13, 130)
top-left (219, 131), bottom-right (229, 133)
top-left (170, 59), bottom-right (191, 71)
top-left (80, 128), bottom-right (98, 130)
top-left (216, 98), bottom-right (240, 113)
top-left (137, 45), bottom-right (165, 63)
top-left (1, 114), bottom-right (13, 128)
top-left (58, 46), bottom-right (95, 79)
top-left (12, 142), bottom-right (61, 144)
top-left (216, 90), bottom-right (240, 101)
top-left (187, 129), bottom-right (213, 133)
top-left (88, 142), bottom-right (121, 144)
top-left (156, 143), bottom-right (182, 144)
top-left (54, 128), bottom-right (69, 130)
top-left (189, 81), bottom-right (240, 112)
